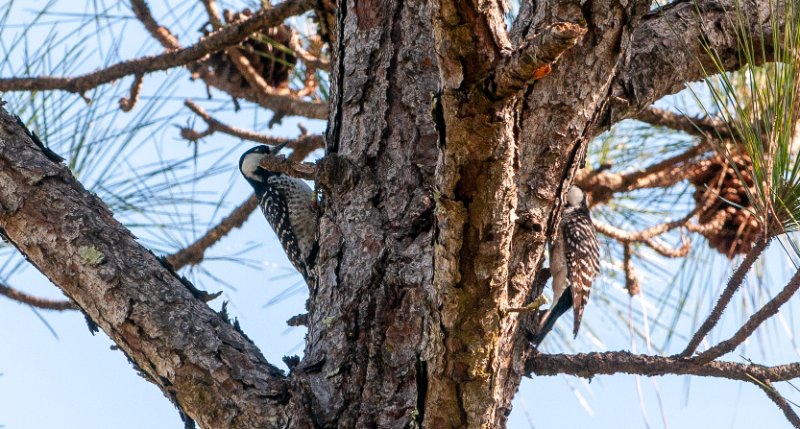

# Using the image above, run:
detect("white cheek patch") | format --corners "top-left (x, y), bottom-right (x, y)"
top-left (241, 153), bottom-right (265, 180)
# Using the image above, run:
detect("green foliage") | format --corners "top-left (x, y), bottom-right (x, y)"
top-left (697, 1), bottom-right (800, 237)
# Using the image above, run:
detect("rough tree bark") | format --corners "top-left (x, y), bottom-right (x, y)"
top-left (0, 0), bottom-right (795, 428)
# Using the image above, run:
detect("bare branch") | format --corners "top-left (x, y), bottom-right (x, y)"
top-left (130, 0), bottom-right (181, 50)
top-left (182, 99), bottom-right (325, 149)
top-left (226, 47), bottom-right (281, 96)
top-left (680, 236), bottom-right (770, 358)
top-left (577, 143), bottom-right (708, 205)
top-left (594, 210), bottom-right (696, 242)
top-left (0, 282), bottom-right (77, 311)
top-left (643, 236), bottom-right (691, 258)
top-left (694, 267), bottom-right (800, 364)
top-left (756, 379), bottom-right (800, 428)
top-left (166, 196), bottom-right (259, 270)
top-left (201, 0), bottom-right (225, 30)
top-left (635, 106), bottom-right (733, 139)
top-left (594, 217), bottom-right (692, 258)
top-left (527, 350), bottom-right (800, 383)
top-left (199, 71), bottom-right (328, 119)
top-left (623, 243), bottom-right (640, 296)
top-left (489, 23), bottom-right (586, 98)
top-left (0, 0), bottom-right (314, 95)
top-left (289, 32), bottom-right (330, 70)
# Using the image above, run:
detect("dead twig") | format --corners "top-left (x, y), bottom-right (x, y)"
top-left (754, 379), bottom-right (800, 428)
top-left (527, 350), bottom-right (800, 383)
top-left (130, 0), bottom-right (181, 50)
top-left (0, 0), bottom-right (314, 97)
top-left (182, 99), bottom-right (325, 150)
top-left (680, 235), bottom-right (770, 358)
top-left (0, 282), bottom-right (77, 311)
top-left (694, 267), bottom-right (800, 364)
top-left (119, 73), bottom-right (144, 112)
top-left (166, 196), bottom-right (260, 270)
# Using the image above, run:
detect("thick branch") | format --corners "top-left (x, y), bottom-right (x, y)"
top-left (613, 0), bottom-right (783, 121)
top-left (0, 107), bottom-right (296, 428)
top-left (489, 23), bottom-right (585, 98)
top-left (0, 0), bottom-right (313, 94)
top-left (0, 282), bottom-right (77, 311)
top-left (680, 236), bottom-right (770, 357)
top-left (527, 351), bottom-right (800, 383)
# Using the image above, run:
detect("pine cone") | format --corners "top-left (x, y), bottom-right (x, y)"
top-left (205, 9), bottom-right (296, 90)
top-left (690, 152), bottom-right (760, 258)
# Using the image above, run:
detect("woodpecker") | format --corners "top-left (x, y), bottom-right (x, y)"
top-left (533, 185), bottom-right (600, 346)
top-left (239, 144), bottom-right (318, 283)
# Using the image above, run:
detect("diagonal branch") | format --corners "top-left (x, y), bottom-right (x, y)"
top-left (576, 142), bottom-right (708, 205)
top-left (694, 267), bottom-right (800, 364)
top-left (0, 0), bottom-right (313, 95)
top-left (0, 105), bottom-right (297, 428)
top-left (755, 379), bottom-right (800, 427)
top-left (0, 282), bottom-right (77, 311)
top-left (130, 0), bottom-right (181, 50)
top-left (166, 196), bottom-right (259, 270)
top-left (680, 235), bottom-right (770, 357)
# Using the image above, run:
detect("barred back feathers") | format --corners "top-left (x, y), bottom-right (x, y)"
top-left (239, 145), bottom-right (319, 283)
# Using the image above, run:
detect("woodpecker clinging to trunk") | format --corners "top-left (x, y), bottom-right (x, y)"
top-left (239, 144), bottom-right (319, 284)
top-left (533, 185), bottom-right (600, 346)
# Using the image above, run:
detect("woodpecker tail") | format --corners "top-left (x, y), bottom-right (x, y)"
top-left (530, 289), bottom-right (573, 347)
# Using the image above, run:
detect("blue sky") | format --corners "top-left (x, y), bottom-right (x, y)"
top-left (1, 2), bottom-right (799, 428)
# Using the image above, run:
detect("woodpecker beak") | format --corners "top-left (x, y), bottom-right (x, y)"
top-left (271, 140), bottom-right (290, 154)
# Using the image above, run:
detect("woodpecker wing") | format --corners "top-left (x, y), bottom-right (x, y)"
top-left (260, 175), bottom-right (317, 282)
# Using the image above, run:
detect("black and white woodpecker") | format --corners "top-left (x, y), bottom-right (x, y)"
top-left (239, 144), bottom-right (319, 283)
top-left (533, 185), bottom-right (600, 346)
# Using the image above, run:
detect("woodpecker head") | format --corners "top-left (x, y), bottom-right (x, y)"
top-left (239, 143), bottom-right (288, 187)
top-left (565, 185), bottom-right (587, 208)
